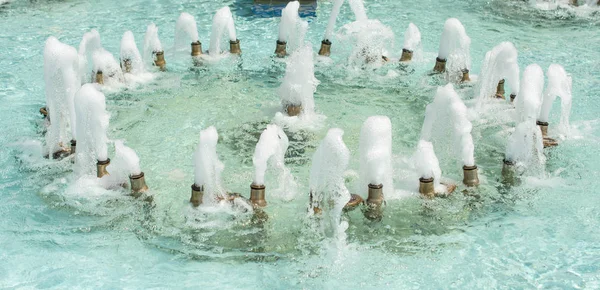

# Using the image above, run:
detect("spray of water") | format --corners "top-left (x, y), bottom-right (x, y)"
top-left (120, 31), bottom-right (144, 74)
top-left (174, 12), bottom-right (199, 52)
top-left (403, 23), bottom-right (422, 53)
top-left (78, 29), bottom-right (102, 85)
top-left (437, 18), bottom-right (471, 79)
top-left (194, 126), bottom-right (225, 203)
top-left (359, 116), bottom-right (394, 198)
top-left (143, 23), bottom-right (163, 67)
top-left (278, 45), bottom-right (319, 116)
top-left (414, 140), bottom-right (442, 188)
top-left (209, 7), bottom-right (237, 55)
top-left (278, 1), bottom-right (308, 52)
top-left (539, 64), bottom-right (572, 136)
top-left (323, 0), bottom-right (345, 41)
top-left (477, 42), bottom-right (520, 105)
top-left (92, 48), bottom-right (123, 85)
top-left (74, 84), bottom-right (109, 176)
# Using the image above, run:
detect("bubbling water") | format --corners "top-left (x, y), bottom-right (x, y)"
top-left (74, 84), bottom-right (109, 176)
top-left (174, 12), bottom-right (199, 53)
top-left (437, 18), bottom-right (471, 80)
top-left (539, 64), bottom-right (572, 136)
top-left (209, 7), bottom-right (237, 55)
top-left (359, 116), bottom-right (394, 198)
top-left (120, 31), bottom-right (144, 74)
top-left (44, 36), bottom-right (80, 156)
top-left (193, 126), bottom-right (225, 203)
top-left (143, 23), bottom-right (163, 67)
top-left (477, 42), bottom-right (520, 105)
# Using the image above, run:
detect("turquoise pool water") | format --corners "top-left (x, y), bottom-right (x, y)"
top-left (1, 0), bottom-right (600, 288)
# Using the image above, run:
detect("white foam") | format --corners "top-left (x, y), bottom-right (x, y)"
top-left (92, 48), bottom-right (123, 85)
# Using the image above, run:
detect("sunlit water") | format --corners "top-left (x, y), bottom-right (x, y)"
top-left (1, 0), bottom-right (600, 288)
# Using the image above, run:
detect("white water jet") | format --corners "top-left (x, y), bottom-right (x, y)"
top-left (92, 48), bottom-right (123, 85)
top-left (437, 18), bottom-right (471, 79)
top-left (414, 140), bottom-right (442, 190)
top-left (193, 126), bottom-right (225, 202)
top-left (101, 140), bottom-right (142, 187)
top-left (74, 84), bottom-right (109, 176)
top-left (143, 23), bottom-right (163, 67)
top-left (403, 23), bottom-right (421, 54)
top-left (348, 0), bottom-right (368, 21)
top-left (44, 37), bottom-right (80, 157)
top-left (278, 45), bottom-right (319, 116)
top-left (252, 124), bottom-right (297, 200)
top-left (174, 12), bottom-right (199, 52)
top-left (278, 1), bottom-right (308, 52)
top-left (477, 42), bottom-right (520, 104)
top-left (421, 84), bottom-right (475, 167)
top-left (339, 19), bottom-right (394, 68)
top-left (539, 64), bottom-right (572, 136)
top-left (515, 64), bottom-right (545, 123)
top-left (359, 116), bottom-right (394, 198)
top-left (120, 31), bottom-right (144, 74)
top-left (78, 29), bottom-right (102, 85)
top-left (209, 6), bottom-right (237, 55)
top-left (323, 0), bottom-right (345, 41)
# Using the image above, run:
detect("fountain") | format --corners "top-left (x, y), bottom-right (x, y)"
top-left (421, 84), bottom-right (478, 188)
top-left (476, 42), bottom-right (520, 104)
top-left (92, 48), bottom-right (123, 85)
top-left (319, 0), bottom-right (344, 56)
top-left (538, 64), bottom-right (572, 147)
top-left (190, 126), bottom-right (225, 207)
top-left (120, 31), bottom-right (144, 75)
top-left (433, 18), bottom-right (471, 83)
top-left (78, 29), bottom-right (102, 85)
top-left (275, 1), bottom-right (307, 57)
top-left (504, 64), bottom-right (545, 183)
top-left (43, 36), bottom-right (80, 159)
top-left (143, 23), bottom-right (165, 71)
top-left (339, 16), bottom-right (394, 67)
top-left (359, 116), bottom-right (393, 221)
top-left (400, 23), bottom-right (421, 62)
top-left (414, 140), bottom-right (443, 198)
top-left (112, 141), bottom-right (148, 197)
top-left (277, 45), bottom-right (319, 118)
top-left (174, 12), bottom-right (201, 57)
top-left (73, 84), bottom-right (109, 178)
top-left (209, 7), bottom-right (240, 55)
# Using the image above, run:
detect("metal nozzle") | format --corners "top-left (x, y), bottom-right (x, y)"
top-left (275, 40), bottom-right (287, 58)
top-left (250, 183), bottom-right (266, 208)
top-left (419, 177), bottom-right (435, 199)
top-left (122, 58), bottom-right (132, 73)
top-left (433, 57), bottom-right (446, 73)
top-left (191, 41), bottom-right (203, 57)
top-left (95, 71), bottom-right (104, 84)
top-left (502, 159), bottom-right (518, 186)
top-left (190, 184), bottom-right (203, 207)
top-left (153, 51), bottom-right (166, 71)
top-left (462, 165), bottom-right (479, 187)
top-left (70, 139), bottom-right (76, 155)
top-left (400, 48), bottom-right (413, 62)
top-left (537, 120), bottom-right (558, 147)
top-left (318, 39), bottom-right (331, 57)
top-left (40, 107), bottom-right (48, 117)
top-left (230, 39), bottom-right (241, 55)
top-left (343, 194), bottom-right (363, 212)
top-left (461, 69), bottom-right (471, 83)
top-left (495, 79), bottom-right (505, 99)
top-left (363, 183), bottom-right (384, 221)
top-left (570, 0), bottom-right (578, 6)
top-left (97, 158), bottom-right (110, 178)
top-left (286, 104), bottom-right (302, 117)
top-left (510, 93), bottom-right (516, 103)
top-left (129, 172), bottom-right (148, 197)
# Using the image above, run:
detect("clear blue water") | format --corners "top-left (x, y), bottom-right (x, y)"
top-left (1, 0), bottom-right (600, 288)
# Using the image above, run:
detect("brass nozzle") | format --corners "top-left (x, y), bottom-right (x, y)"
top-left (461, 69), bottom-right (471, 83)
top-left (419, 177), bottom-right (435, 199)
top-left (191, 41), bottom-right (203, 57)
top-left (230, 39), bottom-right (241, 55)
top-left (537, 120), bottom-right (558, 148)
top-left (501, 159), bottom-right (517, 186)
top-left (318, 39), bottom-right (331, 57)
top-left (275, 40), bottom-right (287, 58)
top-left (510, 93), bottom-right (516, 103)
top-left (363, 183), bottom-right (384, 221)
top-left (462, 165), bottom-right (479, 187)
top-left (190, 184), bottom-right (203, 207)
top-left (70, 139), bottom-right (76, 155)
top-left (569, 0), bottom-right (578, 6)
top-left (286, 104), bottom-right (302, 117)
top-left (250, 183), bottom-right (266, 208)
top-left (153, 51), bottom-right (166, 71)
top-left (433, 57), bottom-right (446, 73)
top-left (122, 58), bottom-right (132, 73)
top-left (400, 48), bottom-right (413, 62)
top-left (343, 193), bottom-right (363, 212)
top-left (40, 107), bottom-right (48, 117)
top-left (495, 79), bottom-right (505, 99)
top-left (129, 172), bottom-right (148, 197)
top-left (97, 158), bottom-right (110, 178)
top-left (95, 71), bottom-right (104, 85)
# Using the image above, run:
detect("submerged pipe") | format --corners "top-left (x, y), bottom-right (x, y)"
top-left (433, 57), bottom-right (446, 73)
top-left (191, 41), bottom-right (203, 57)
top-left (95, 71), bottom-right (104, 84)
top-left (461, 69), bottom-right (471, 83)
top-left (286, 104), bottom-right (302, 117)
top-left (419, 177), bottom-right (435, 199)
top-left (462, 165), bottom-right (479, 187)
top-left (400, 48), bottom-right (413, 62)
top-left (363, 183), bottom-right (384, 221)
top-left (129, 172), bottom-right (148, 197)
top-left (96, 158), bottom-right (110, 178)
top-left (495, 79), bottom-right (505, 99)
top-left (230, 39), bottom-right (241, 55)
top-left (275, 40), bottom-right (287, 58)
top-left (154, 51), bottom-right (166, 71)
top-left (318, 39), bottom-right (331, 57)
top-left (249, 183), bottom-right (266, 208)
top-left (190, 184), bottom-right (203, 207)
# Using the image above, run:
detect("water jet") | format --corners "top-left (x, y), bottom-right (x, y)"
top-left (401, 23), bottom-right (421, 62)
top-left (434, 18), bottom-right (471, 80)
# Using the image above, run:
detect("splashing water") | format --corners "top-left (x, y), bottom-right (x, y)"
top-left (120, 31), bottom-right (144, 74)
top-left (414, 140), bottom-right (443, 190)
top-left (477, 42), bottom-right (520, 106)
top-left (348, 0), bottom-right (368, 21)
top-left (437, 18), bottom-right (471, 80)
top-left (174, 12), bottom-right (199, 53)
top-left (403, 23), bottom-right (422, 53)
top-left (515, 64), bottom-right (545, 123)
top-left (74, 84), bottom-right (109, 177)
top-left (143, 23), bottom-right (163, 67)
top-left (193, 126), bottom-right (225, 203)
top-left (539, 64), bottom-right (572, 137)
top-left (359, 116), bottom-right (395, 198)
top-left (92, 48), bottom-right (123, 85)
top-left (278, 1), bottom-right (308, 52)
top-left (323, 0), bottom-right (345, 41)
top-left (209, 7), bottom-right (237, 55)
top-left (78, 29), bottom-right (102, 85)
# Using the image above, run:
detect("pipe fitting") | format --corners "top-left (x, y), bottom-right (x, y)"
top-left (95, 71), bottom-right (104, 85)
top-left (191, 41), bottom-right (203, 57)
top-left (318, 39), bottom-right (331, 57)
top-left (419, 177), bottom-right (435, 199)
top-left (275, 40), bottom-right (287, 58)
top-left (153, 51), bottom-right (166, 71)
top-left (97, 158), bottom-right (110, 178)
top-left (286, 104), bottom-right (302, 117)
top-left (400, 48), bottom-right (413, 62)
top-left (40, 107), bottom-right (48, 117)
top-left (462, 165), bottom-right (479, 187)
top-left (230, 39), bottom-right (241, 55)
top-left (343, 194), bottom-right (363, 212)
top-left (461, 69), bottom-right (471, 83)
top-left (537, 120), bottom-right (558, 147)
top-left (433, 57), bottom-right (446, 73)
top-left (190, 184), bottom-right (203, 207)
top-left (363, 183), bottom-right (384, 221)
top-left (129, 172), bottom-right (148, 197)
top-left (250, 183), bottom-right (266, 208)
top-left (495, 79), bottom-right (505, 99)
